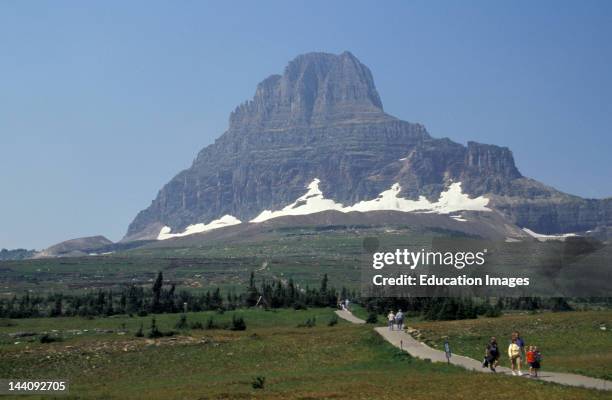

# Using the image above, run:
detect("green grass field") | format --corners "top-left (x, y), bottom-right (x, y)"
top-left (1, 308), bottom-right (611, 399)
top-left (0, 226), bottom-right (440, 297)
top-left (2, 226), bottom-right (611, 398)
top-left (412, 310), bottom-right (612, 380)
top-left (0, 231), bottom-right (362, 297)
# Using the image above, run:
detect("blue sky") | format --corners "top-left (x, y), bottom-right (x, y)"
top-left (1, 1), bottom-right (611, 249)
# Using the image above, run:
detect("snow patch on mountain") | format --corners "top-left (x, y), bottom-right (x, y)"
top-left (157, 179), bottom-right (491, 240)
top-left (251, 179), bottom-right (490, 223)
top-left (158, 215), bottom-right (242, 240)
top-left (436, 182), bottom-right (491, 213)
top-left (522, 228), bottom-right (577, 242)
top-left (250, 179), bottom-right (345, 223)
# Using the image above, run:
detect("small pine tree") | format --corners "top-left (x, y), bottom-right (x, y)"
top-left (366, 312), bottom-right (378, 324)
top-left (151, 272), bottom-right (163, 313)
top-left (135, 323), bottom-right (144, 337)
top-left (551, 297), bottom-right (572, 312)
top-left (205, 316), bottom-right (217, 330)
top-left (246, 271), bottom-right (259, 307)
top-left (50, 297), bottom-right (62, 317)
top-left (175, 314), bottom-right (188, 329)
top-left (148, 317), bottom-right (162, 338)
top-left (484, 303), bottom-right (502, 318)
top-left (230, 315), bottom-right (246, 331)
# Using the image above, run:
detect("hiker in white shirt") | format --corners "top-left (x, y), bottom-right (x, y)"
top-left (387, 311), bottom-right (395, 331)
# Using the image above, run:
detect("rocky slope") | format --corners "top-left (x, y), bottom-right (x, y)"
top-left (124, 51), bottom-right (611, 241)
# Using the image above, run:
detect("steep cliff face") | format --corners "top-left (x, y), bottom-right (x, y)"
top-left (124, 51), bottom-right (610, 241)
top-left (229, 52), bottom-right (387, 131)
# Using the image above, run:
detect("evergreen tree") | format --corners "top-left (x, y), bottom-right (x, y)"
top-left (211, 288), bottom-right (223, 310)
top-left (50, 296), bottom-right (62, 317)
top-left (151, 272), bottom-right (163, 313)
top-left (246, 271), bottom-right (259, 307)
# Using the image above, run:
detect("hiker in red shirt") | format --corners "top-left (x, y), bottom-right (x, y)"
top-left (526, 345), bottom-right (542, 377)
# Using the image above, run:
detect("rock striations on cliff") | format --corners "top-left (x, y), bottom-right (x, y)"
top-left (124, 51), bottom-right (611, 241)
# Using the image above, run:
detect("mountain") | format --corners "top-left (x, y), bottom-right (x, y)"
top-left (33, 235), bottom-right (114, 258)
top-left (124, 51), bottom-right (611, 242)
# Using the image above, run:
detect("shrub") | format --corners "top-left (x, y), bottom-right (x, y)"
top-left (297, 317), bottom-right (316, 328)
top-left (392, 349), bottom-right (413, 362)
top-left (551, 298), bottom-right (572, 312)
top-left (190, 321), bottom-right (204, 330)
top-left (230, 315), bottom-right (246, 331)
top-left (366, 313), bottom-right (378, 324)
top-left (327, 314), bottom-right (338, 326)
top-left (484, 304), bottom-right (502, 318)
top-left (205, 317), bottom-right (218, 330)
top-left (148, 317), bottom-right (163, 338)
top-left (251, 376), bottom-right (265, 389)
top-left (135, 323), bottom-right (144, 337)
top-left (175, 314), bottom-right (188, 329)
top-left (39, 334), bottom-right (61, 344)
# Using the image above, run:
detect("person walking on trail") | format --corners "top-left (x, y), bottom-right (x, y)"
top-left (508, 338), bottom-right (522, 376)
top-left (512, 331), bottom-right (525, 374)
top-left (387, 310), bottom-right (395, 331)
top-left (395, 309), bottom-right (405, 330)
top-left (482, 337), bottom-right (500, 372)
top-left (344, 299), bottom-right (350, 311)
top-left (527, 345), bottom-right (542, 377)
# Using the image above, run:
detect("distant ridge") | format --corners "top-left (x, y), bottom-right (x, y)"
top-left (33, 235), bottom-right (113, 258)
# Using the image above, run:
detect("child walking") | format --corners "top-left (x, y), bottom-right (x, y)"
top-left (508, 338), bottom-right (522, 376)
top-left (527, 345), bottom-right (542, 377)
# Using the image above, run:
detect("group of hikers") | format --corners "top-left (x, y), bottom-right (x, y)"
top-left (483, 331), bottom-right (542, 377)
top-left (386, 309), bottom-right (543, 378)
top-left (386, 309), bottom-right (405, 331)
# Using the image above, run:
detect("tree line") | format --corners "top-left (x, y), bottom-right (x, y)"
top-left (0, 271), bottom-right (356, 319)
top-left (359, 296), bottom-right (579, 321)
top-left (1, 270), bottom-right (607, 320)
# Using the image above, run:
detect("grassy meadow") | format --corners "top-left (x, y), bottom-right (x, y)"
top-left (412, 310), bottom-right (612, 380)
top-left (0, 226), bottom-right (444, 297)
top-left (1, 308), bottom-right (611, 399)
top-left (0, 228), bottom-right (367, 297)
top-left (1, 226), bottom-right (611, 399)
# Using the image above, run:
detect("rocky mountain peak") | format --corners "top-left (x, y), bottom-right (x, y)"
top-left (465, 142), bottom-right (521, 179)
top-left (124, 51), bottom-right (611, 241)
top-left (229, 51), bottom-right (391, 131)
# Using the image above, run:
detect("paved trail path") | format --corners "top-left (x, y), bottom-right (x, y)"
top-left (335, 309), bottom-right (611, 391)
